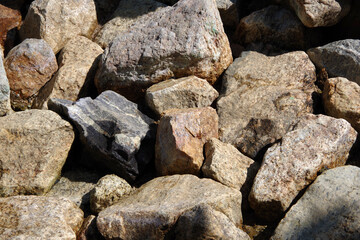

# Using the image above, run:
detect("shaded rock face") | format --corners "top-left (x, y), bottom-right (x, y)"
top-left (155, 107), bottom-right (219, 176)
top-left (95, 0), bottom-right (232, 101)
top-left (97, 174), bottom-right (242, 240)
top-left (0, 50), bottom-right (11, 116)
top-left (272, 166), bottom-right (360, 240)
top-left (0, 110), bottom-right (75, 197)
top-left (48, 90), bottom-right (156, 182)
top-left (4, 38), bottom-right (58, 110)
top-left (0, 4), bottom-right (22, 52)
top-left (217, 51), bottom-right (316, 158)
top-left (19, 0), bottom-right (98, 54)
top-left (249, 114), bottom-right (357, 221)
top-left (0, 196), bottom-right (84, 239)
top-left (307, 39), bottom-right (360, 86)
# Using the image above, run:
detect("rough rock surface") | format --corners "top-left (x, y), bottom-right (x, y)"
top-left (90, 174), bottom-right (133, 214)
top-left (217, 51), bottom-right (316, 158)
top-left (95, 0), bottom-right (232, 101)
top-left (202, 138), bottom-right (255, 190)
top-left (0, 50), bottom-right (11, 116)
top-left (0, 196), bottom-right (84, 239)
top-left (4, 38), bottom-right (58, 110)
top-left (78, 215), bottom-right (105, 240)
top-left (272, 166), bottom-right (360, 240)
top-left (0, 4), bottom-right (22, 51)
top-left (145, 76), bottom-right (219, 116)
top-left (155, 107), bottom-right (218, 176)
top-left (0, 110), bottom-right (75, 197)
top-left (249, 114), bottom-right (357, 221)
top-left (97, 174), bottom-right (242, 239)
top-left (307, 39), bottom-right (360, 85)
top-left (287, 0), bottom-right (351, 27)
top-left (20, 0), bottom-right (98, 54)
top-left (48, 90), bottom-right (155, 182)
top-left (323, 77), bottom-right (360, 132)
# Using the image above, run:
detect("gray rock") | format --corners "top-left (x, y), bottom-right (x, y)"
top-left (307, 39), bottom-right (360, 86)
top-left (48, 90), bottom-right (155, 182)
top-left (217, 51), bottom-right (316, 158)
top-left (0, 110), bottom-right (75, 197)
top-left (97, 174), bottom-right (242, 239)
top-left (0, 50), bottom-right (11, 116)
top-left (271, 166), bottom-right (360, 240)
top-left (249, 114), bottom-right (358, 221)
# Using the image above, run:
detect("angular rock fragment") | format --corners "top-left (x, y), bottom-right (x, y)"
top-left (217, 51), bottom-right (316, 158)
top-left (249, 114), bottom-right (357, 221)
top-left (145, 76), bottom-right (219, 116)
top-left (0, 4), bottom-right (21, 52)
top-left (0, 50), bottom-right (11, 116)
top-left (78, 215), bottom-right (104, 240)
top-left (155, 107), bottom-right (218, 176)
top-left (97, 175), bottom-right (242, 239)
top-left (0, 110), bottom-right (75, 197)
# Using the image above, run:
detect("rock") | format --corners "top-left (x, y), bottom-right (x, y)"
top-left (97, 174), bottom-right (242, 239)
top-left (93, 0), bottom-right (120, 24)
top-left (155, 107), bottom-right (218, 176)
top-left (94, 0), bottom-right (166, 49)
top-left (202, 138), bottom-right (254, 190)
top-left (271, 166), bottom-right (360, 240)
top-left (323, 77), bottom-right (360, 132)
top-left (174, 204), bottom-right (251, 240)
top-left (0, 4), bottom-right (22, 52)
top-left (287, 0), bottom-right (351, 27)
top-left (95, 0), bottom-right (232, 101)
top-left (48, 90), bottom-right (155, 182)
top-left (249, 114), bottom-right (357, 221)
top-left (0, 50), bottom-right (11, 116)
top-left (4, 38), bottom-right (58, 110)
top-left (145, 76), bottom-right (219, 116)
top-left (34, 36), bottom-right (103, 109)
top-left (307, 39), bottom-right (360, 86)
top-left (78, 215), bottom-right (105, 240)
top-left (216, 0), bottom-right (238, 29)
top-left (217, 51), bottom-right (316, 158)
top-left (20, 0), bottom-right (98, 54)
top-left (0, 195), bottom-right (83, 239)
top-left (90, 174), bottom-right (133, 214)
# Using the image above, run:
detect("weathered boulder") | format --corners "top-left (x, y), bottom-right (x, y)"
top-left (0, 110), bottom-right (75, 197)
top-left (307, 39), bottom-right (360, 86)
top-left (323, 77), bottom-right (360, 132)
top-left (271, 166), bottom-right (360, 240)
top-left (95, 0), bottom-right (232, 101)
top-left (0, 196), bottom-right (83, 239)
top-left (48, 90), bottom-right (155, 182)
top-left (97, 174), bottom-right (242, 239)
top-left (90, 174), bottom-right (133, 214)
top-left (155, 107), bottom-right (218, 176)
top-left (20, 0), bottom-right (98, 54)
top-left (145, 76), bottom-right (219, 116)
top-left (4, 38), bottom-right (58, 110)
top-left (249, 114), bottom-right (357, 221)
top-left (0, 50), bottom-right (11, 116)
top-left (0, 4), bottom-right (21, 52)
top-left (78, 215), bottom-right (105, 240)
top-left (217, 51), bottom-right (316, 158)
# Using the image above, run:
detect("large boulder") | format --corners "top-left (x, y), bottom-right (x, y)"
top-left (0, 4), bottom-right (21, 52)
top-left (0, 110), bottom-right (75, 197)
top-left (217, 51), bottom-right (316, 158)
top-left (0, 50), bottom-right (11, 116)
top-left (97, 174), bottom-right (242, 239)
top-left (95, 0), bottom-right (232, 101)
top-left (249, 114), bottom-right (357, 221)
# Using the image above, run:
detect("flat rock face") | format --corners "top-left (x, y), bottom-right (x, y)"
top-left (0, 110), bottom-right (75, 197)
top-left (307, 39), bottom-right (360, 86)
top-left (249, 114), bottom-right (357, 221)
top-left (287, 0), bottom-right (351, 27)
top-left (155, 107), bottom-right (218, 176)
top-left (145, 76), bottom-right (219, 116)
top-left (95, 0), bottom-right (232, 101)
top-left (0, 4), bottom-right (22, 51)
top-left (272, 166), bottom-right (360, 240)
top-left (48, 90), bottom-right (155, 182)
top-left (20, 0), bottom-right (98, 54)
top-left (217, 51), bottom-right (316, 158)
top-left (4, 38), bottom-right (58, 110)
top-left (323, 77), bottom-right (360, 132)
top-left (0, 196), bottom-right (83, 240)
top-left (97, 174), bottom-right (242, 239)
top-left (0, 50), bottom-right (11, 116)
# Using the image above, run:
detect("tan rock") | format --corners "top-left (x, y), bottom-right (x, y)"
top-left (0, 110), bottom-right (75, 197)
top-left (0, 4), bottom-right (21, 51)
top-left (155, 107), bottom-right (218, 176)
top-left (78, 215), bottom-right (104, 240)
top-left (0, 196), bottom-right (83, 239)
top-left (97, 174), bottom-right (242, 239)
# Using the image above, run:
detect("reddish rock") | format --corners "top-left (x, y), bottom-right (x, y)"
top-left (0, 4), bottom-right (22, 52)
